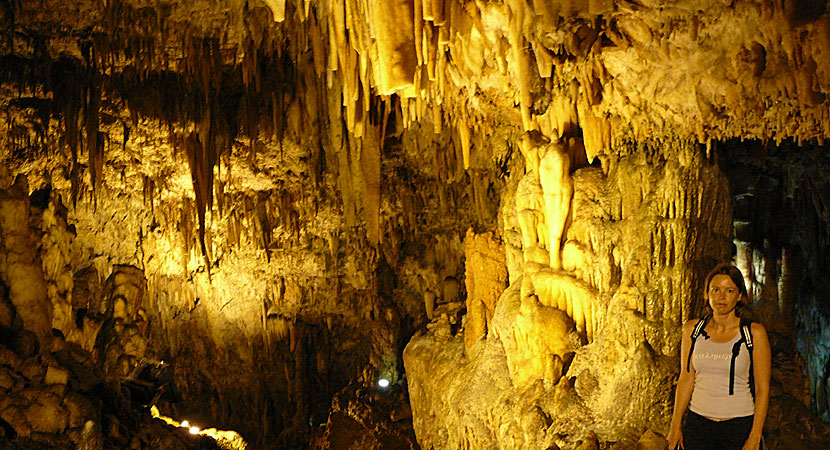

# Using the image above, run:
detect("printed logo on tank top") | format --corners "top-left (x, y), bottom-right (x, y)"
top-left (695, 352), bottom-right (731, 361)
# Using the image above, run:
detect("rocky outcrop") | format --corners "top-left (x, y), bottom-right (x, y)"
top-left (313, 377), bottom-right (419, 450)
top-left (0, 174), bottom-right (52, 349)
top-left (407, 140), bottom-right (734, 448)
top-left (0, 186), bottom-right (234, 449)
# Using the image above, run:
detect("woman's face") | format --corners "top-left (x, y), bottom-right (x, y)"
top-left (708, 274), bottom-right (743, 315)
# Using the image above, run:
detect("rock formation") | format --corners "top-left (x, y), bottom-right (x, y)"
top-left (1, 1), bottom-right (830, 449)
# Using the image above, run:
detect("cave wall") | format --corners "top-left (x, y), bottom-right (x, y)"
top-left (2, 0), bottom-right (830, 449)
top-left (406, 139), bottom-right (734, 448)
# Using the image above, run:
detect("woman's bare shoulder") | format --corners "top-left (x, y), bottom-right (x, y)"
top-left (682, 319), bottom-right (699, 335)
top-left (750, 321), bottom-right (768, 335)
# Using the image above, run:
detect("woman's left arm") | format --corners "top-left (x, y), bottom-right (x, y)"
top-left (744, 322), bottom-right (771, 450)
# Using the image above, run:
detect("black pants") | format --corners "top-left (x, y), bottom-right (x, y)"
top-left (682, 411), bottom-right (756, 450)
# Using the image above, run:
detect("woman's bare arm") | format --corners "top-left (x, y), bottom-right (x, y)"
top-left (743, 322), bottom-right (771, 450)
top-left (668, 320), bottom-right (697, 450)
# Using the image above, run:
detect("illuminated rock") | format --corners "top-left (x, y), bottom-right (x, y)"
top-left (0, 176), bottom-right (52, 349)
top-left (496, 291), bottom-right (577, 388)
top-left (463, 228), bottom-right (508, 351)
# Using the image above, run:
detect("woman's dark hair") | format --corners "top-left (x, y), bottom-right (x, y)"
top-left (703, 262), bottom-right (751, 318)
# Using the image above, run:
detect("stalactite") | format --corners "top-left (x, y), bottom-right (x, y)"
top-left (362, 119), bottom-right (381, 245)
top-left (577, 99), bottom-right (611, 162)
top-left (310, 12), bottom-right (327, 76)
top-left (432, 0), bottom-right (446, 26)
top-left (263, 0), bottom-right (286, 22)
top-left (508, 4), bottom-right (535, 132)
top-left (457, 115), bottom-right (471, 170)
top-left (49, 60), bottom-right (84, 208)
top-left (424, 23), bottom-right (437, 81)
top-left (142, 175), bottom-right (156, 217)
top-left (343, 46), bottom-right (359, 134)
top-left (182, 132), bottom-right (213, 277)
top-left (413, 0), bottom-right (424, 66)
top-left (215, 177), bottom-right (227, 218)
top-left (371, 0), bottom-right (417, 96)
top-left (332, 0), bottom-right (347, 78)
top-left (256, 193), bottom-right (272, 260)
top-left (533, 40), bottom-right (554, 79)
top-left (180, 196), bottom-right (195, 258)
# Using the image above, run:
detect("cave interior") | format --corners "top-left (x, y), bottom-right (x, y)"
top-left (2, 0), bottom-right (830, 449)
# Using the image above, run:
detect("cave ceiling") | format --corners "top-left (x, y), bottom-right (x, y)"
top-left (7, 0), bottom-right (830, 153)
top-left (4, 0), bottom-right (828, 268)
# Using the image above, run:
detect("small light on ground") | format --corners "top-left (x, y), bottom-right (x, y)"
top-left (378, 378), bottom-right (390, 388)
top-left (189, 426), bottom-right (200, 434)
top-left (181, 420), bottom-right (190, 428)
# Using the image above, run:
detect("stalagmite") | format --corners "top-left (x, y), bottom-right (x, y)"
top-left (0, 176), bottom-right (52, 347)
top-left (539, 144), bottom-right (573, 270)
top-left (464, 229), bottom-right (507, 351)
top-left (488, 281), bottom-right (578, 390)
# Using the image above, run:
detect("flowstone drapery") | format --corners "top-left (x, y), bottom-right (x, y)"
top-left (406, 140), bottom-right (733, 448)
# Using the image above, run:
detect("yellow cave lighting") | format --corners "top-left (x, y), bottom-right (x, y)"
top-left (151, 406), bottom-right (249, 450)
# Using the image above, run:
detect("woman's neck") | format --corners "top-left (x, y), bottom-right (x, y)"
top-left (710, 311), bottom-right (740, 329)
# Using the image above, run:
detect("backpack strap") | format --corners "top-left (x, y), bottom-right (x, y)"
top-left (686, 315), bottom-right (710, 372)
top-left (729, 334), bottom-right (746, 395)
top-left (729, 319), bottom-right (755, 396)
top-left (741, 319), bottom-right (755, 397)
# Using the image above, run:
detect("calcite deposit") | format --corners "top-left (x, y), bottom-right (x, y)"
top-left (2, 1), bottom-right (830, 449)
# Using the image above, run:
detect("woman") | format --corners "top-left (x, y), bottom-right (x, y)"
top-left (667, 263), bottom-right (771, 450)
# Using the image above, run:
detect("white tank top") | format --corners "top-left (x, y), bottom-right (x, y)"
top-left (689, 329), bottom-right (755, 418)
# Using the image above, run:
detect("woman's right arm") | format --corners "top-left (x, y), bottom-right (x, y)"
top-left (668, 320), bottom-right (697, 450)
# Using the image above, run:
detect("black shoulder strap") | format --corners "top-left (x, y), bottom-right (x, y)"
top-left (729, 319), bottom-right (755, 395)
top-left (740, 319), bottom-right (755, 397)
top-left (741, 320), bottom-right (754, 351)
top-left (686, 315), bottom-right (710, 372)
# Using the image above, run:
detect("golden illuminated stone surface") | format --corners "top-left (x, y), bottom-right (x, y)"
top-left (463, 228), bottom-right (507, 351)
top-left (2, 1), bottom-right (830, 449)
